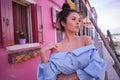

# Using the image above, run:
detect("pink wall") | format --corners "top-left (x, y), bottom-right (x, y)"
top-left (0, 48), bottom-right (40, 80)
top-left (36, 0), bottom-right (65, 46)
top-left (0, 0), bottom-right (65, 80)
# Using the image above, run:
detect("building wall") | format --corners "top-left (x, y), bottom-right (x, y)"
top-left (0, 48), bottom-right (40, 80)
top-left (36, 0), bottom-right (64, 46)
top-left (0, 0), bottom-right (65, 80)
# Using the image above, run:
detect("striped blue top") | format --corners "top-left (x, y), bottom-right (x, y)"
top-left (37, 44), bottom-right (106, 80)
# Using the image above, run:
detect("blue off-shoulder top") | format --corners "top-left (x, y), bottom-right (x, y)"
top-left (37, 44), bottom-right (106, 80)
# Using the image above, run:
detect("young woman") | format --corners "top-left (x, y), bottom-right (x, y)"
top-left (37, 3), bottom-right (106, 80)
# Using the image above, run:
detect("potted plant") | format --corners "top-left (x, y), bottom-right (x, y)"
top-left (16, 31), bottom-right (27, 44)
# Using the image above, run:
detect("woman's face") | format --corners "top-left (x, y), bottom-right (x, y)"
top-left (63, 12), bottom-right (81, 33)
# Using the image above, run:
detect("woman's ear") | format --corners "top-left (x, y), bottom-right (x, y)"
top-left (61, 21), bottom-right (66, 27)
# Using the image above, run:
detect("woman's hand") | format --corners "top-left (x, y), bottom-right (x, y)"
top-left (42, 43), bottom-right (57, 52)
top-left (40, 43), bottom-right (57, 63)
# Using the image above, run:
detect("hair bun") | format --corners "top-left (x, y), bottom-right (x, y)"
top-left (62, 3), bottom-right (70, 11)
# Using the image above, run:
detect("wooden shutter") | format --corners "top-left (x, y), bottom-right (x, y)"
top-left (31, 4), bottom-right (43, 43)
top-left (36, 5), bottom-right (43, 43)
top-left (0, 0), bottom-right (14, 47)
top-left (0, 0), bottom-right (2, 47)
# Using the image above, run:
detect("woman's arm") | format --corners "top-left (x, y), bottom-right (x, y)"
top-left (57, 73), bottom-right (79, 80)
top-left (37, 43), bottom-right (59, 80)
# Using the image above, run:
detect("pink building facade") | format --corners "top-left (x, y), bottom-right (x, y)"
top-left (0, 0), bottom-right (97, 80)
top-left (0, 0), bottom-right (65, 80)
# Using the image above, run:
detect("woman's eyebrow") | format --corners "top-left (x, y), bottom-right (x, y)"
top-left (71, 16), bottom-right (80, 19)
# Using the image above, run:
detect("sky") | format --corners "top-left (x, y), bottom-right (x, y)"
top-left (89, 0), bottom-right (120, 34)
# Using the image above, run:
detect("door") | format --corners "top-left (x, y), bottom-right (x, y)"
top-left (12, 2), bottom-right (28, 44)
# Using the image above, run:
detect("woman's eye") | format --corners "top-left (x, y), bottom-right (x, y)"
top-left (72, 18), bottom-right (76, 20)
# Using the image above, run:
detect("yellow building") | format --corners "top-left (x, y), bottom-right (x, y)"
top-left (66, 0), bottom-right (75, 9)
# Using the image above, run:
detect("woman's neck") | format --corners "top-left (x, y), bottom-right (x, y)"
top-left (63, 32), bottom-right (77, 42)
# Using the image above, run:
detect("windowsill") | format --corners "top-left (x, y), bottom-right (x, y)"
top-left (6, 43), bottom-right (40, 51)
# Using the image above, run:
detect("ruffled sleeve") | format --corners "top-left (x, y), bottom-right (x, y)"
top-left (76, 69), bottom-right (93, 80)
top-left (37, 62), bottom-right (60, 80)
top-left (76, 48), bottom-right (106, 80)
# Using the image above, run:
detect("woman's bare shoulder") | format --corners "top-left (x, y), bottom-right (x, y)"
top-left (79, 35), bottom-right (94, 45)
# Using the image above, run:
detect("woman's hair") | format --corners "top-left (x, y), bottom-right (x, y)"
top-left (57, 3), bottom-right (79, 32)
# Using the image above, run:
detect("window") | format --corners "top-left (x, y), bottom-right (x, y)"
top-left (51, 7), bottom-right (63, 42)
